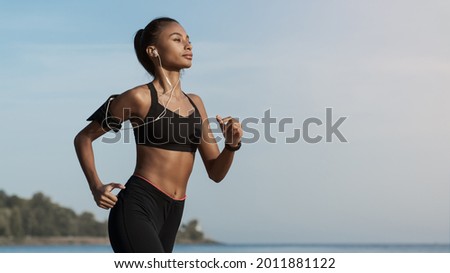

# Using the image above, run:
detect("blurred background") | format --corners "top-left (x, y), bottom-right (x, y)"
top-left (0, 0), bottom-right (449, 245)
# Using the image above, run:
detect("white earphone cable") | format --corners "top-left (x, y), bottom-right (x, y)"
top-left (105, 54), bottom-right (180, 131)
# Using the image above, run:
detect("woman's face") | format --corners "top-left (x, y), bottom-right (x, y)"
top-left (154, 22), bottom-right (193, 71)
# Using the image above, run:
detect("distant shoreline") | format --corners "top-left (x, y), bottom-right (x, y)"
top-left (0, 236), bottom-right (109, 246)
top-left (0, 236), bottom-right (221, 246)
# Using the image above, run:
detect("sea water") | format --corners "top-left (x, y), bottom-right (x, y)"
top-left (0, 244), bottom-right (448, 253)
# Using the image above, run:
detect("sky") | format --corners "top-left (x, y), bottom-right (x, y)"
top-left (0, 0), bottom-right (449, 244)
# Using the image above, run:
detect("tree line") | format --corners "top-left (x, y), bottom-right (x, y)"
top-left (0, 190), bottom-right (107, 239)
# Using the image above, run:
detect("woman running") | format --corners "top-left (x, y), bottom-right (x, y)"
top-left (74, 17), bottom-right (242, 253)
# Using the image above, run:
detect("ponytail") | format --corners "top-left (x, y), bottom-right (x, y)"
top-left (134, 29), bottom-right (155, 76)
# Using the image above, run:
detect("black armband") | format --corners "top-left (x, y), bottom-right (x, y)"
top-left (86, 95), bottom-right (122, 133)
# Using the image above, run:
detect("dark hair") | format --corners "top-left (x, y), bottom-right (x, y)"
top-left (134, 17), bottom-right (179, 76)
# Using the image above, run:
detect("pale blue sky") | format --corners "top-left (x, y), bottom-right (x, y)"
top-left (1, 0), bottom-right (449, 244)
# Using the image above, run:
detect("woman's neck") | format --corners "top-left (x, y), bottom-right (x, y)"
top-left (154, 69), bottom-right (181, 95)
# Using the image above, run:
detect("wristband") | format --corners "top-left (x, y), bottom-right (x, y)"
top-left (225, 141), bottom-right (241, 152)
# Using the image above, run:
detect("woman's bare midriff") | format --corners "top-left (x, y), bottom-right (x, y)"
top-left (133, 145), bottom-right (195, 200)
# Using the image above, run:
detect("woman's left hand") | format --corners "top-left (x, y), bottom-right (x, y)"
top-left (216, 115), bottom-right (243, 147)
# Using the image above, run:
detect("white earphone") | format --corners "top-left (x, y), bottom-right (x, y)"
top-left (153, 48), bottom-right (173, 89)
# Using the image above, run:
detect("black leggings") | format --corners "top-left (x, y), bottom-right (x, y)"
top-left (108, 175), bottom-right (185, 253)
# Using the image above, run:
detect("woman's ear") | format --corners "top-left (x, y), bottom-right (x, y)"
top-left (146, 46), bottom-right (158, 58)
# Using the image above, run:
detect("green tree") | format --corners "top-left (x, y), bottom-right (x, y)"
top-left (6, 195), bottom-right (24, 208)
top-left (0, 190), bottom-right (108, 239)
top-left (78, 212), bottom-right (107, 236)
top-left (28, 192), bottom-right (57, 236)
top-left (54, 207), bottom-right (78, 236)
top-left (9, 207), bottom-right (24, 238)
top-left (0, 190), bottom-right (7, 207)
top-left (0, 208), bottom-right (11, 237)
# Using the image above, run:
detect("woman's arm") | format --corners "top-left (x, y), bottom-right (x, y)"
top-left (74, 86), bottom-right (149, 209)
top-left (189, 94), bottom-right (243, 183)
top-left (74, 121), bottom-right (123, 209)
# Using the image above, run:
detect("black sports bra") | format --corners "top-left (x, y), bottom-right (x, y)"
top-left (87, 83), bottom-right (202, 153)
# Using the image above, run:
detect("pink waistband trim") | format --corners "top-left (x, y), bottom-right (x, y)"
top-left (133, 173), bottom-right (187, 201)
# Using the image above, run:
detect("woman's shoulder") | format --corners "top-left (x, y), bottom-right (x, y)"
top-left (186, 92), bottom-right (209, 118)
top-left (186, 92), bottom-right (204, 107)
top-left (124, 83), bottom-right (150, 100)
top-left (107, 84), bottom-right (151, 117)
top-left (113, 83), bottom-right (150, 107)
